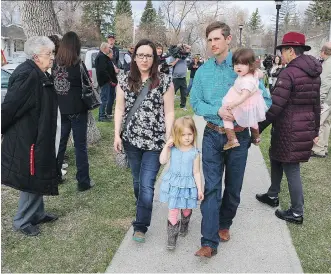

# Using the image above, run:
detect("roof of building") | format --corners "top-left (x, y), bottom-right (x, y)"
top-left (1, 24), bottom-right (26, 40)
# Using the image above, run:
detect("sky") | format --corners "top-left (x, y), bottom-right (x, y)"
top-left (131, 1), bottom-right (311, 26)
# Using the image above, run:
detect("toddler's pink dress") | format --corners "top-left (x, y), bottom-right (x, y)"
top-left (222, 74), bottom-right (267, 128)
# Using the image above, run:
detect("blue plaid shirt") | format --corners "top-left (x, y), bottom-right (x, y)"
top-left (190, 51), bottom-right (272, 126)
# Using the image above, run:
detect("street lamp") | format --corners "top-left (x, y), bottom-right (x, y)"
top-left (274, 0), bottom-right (283, 55)
top-left (239, 24), bottom-right (243, 47)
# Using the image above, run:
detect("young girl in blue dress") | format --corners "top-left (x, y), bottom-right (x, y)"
top-left (159, 116), bottom-right (204, 250)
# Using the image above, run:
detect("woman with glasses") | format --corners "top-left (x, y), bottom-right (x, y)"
top-left (52, 31), bottom-right (94, 192)
top-left (2, 36), bottom-right (60, 236)
top-left (114, 39), bottom-right (175, 243)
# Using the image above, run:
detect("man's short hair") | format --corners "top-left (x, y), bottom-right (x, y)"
top-left (321, 44), bottom-right (331, 56)
top-left (283, 46), bottom-right (305, 56)
top-left (100, 42), bottom-right (109, 51)
top-left (206, 21), bottom-right (231, 38)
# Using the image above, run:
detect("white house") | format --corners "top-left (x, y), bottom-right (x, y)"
top-left (1, 24), bottom-right (27, 62)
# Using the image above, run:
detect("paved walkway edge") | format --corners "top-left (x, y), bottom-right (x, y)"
top-left (106, 115), bottom-right (303, 273)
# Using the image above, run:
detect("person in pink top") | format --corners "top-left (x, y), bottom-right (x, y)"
top-left (222, 48), bottom-right (268, 150)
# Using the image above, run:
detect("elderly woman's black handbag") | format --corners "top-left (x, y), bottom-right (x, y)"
top-left (79, 62), bottom-right (101, 110)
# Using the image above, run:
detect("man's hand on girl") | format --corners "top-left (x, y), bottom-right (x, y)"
top-left (218, 106), bottom-right (234, 121)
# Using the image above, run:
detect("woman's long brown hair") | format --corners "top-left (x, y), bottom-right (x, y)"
top-left (56, 31), bottom-right (81, 67)
top-left (128, 39), bottom-right (160, 93)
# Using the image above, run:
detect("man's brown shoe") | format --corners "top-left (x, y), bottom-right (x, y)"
top-left (219, 229), bottom-right (230, 242)
top-left (194, 246), bottom-right (217, 258)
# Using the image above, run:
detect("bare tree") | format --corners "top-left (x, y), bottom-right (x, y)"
top-left (1, 1), bottom-right (20, 25)
top-left (20, 0), bottom-right (101, 145)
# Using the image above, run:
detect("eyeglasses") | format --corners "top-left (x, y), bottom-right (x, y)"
top-left (136, 53), bottom-right (153, 60)
top-left (38, 52), bottom-right (55, 57)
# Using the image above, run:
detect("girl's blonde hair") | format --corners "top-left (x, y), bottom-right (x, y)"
top-left (171, 116), bottom-right (197, 147)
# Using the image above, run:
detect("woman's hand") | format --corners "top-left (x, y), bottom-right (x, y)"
top-left (114, 135), bottom-right (123, 153)
top-left (198, 190), bottom-right (204, 201)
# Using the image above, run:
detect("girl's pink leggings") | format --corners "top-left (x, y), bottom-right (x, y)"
top-left (168, 209), bottom-right (192, 225)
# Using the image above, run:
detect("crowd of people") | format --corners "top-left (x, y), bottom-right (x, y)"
top-left (1, 20), bottom-right (330, 260)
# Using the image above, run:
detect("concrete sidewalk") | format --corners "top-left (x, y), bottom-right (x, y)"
top-left (106, 115), bottom-right (303, 273)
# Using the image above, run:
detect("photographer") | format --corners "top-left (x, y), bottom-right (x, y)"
top-left (168, 43), bottom-right (191, 110)
top-left (156, 42), bottom-right (170, 74)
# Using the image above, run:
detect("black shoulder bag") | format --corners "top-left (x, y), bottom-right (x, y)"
top-left (115, 79), bottom-right (151, 168)
top-left (79, 62), bottom-right (101, 110)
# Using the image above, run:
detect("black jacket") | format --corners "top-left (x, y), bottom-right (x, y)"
top-left (52, 60), bottom-right (89, 115)
top-left (110, 45), bottom-right (119, 67)
top-left (188, 61), bottom-right (202, 78)
top-left (95, 51), bottom-right (118, 87)
top-left (1, 60), bottom-right (59, 195)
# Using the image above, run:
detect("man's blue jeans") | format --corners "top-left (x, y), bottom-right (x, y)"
top-left (106, 85), bottom-right (116, 116)
top-left (201, 126), bottom-right (250, 249)
top-left (99, 83), bottom-right (110, 120)
top-left (57, 112), bottom-right (91, 188)
top-left (123, 141), bottom-right (161, 233)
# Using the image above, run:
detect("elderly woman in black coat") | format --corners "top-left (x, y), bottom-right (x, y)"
top-left (1, 36), bottom-right (61, 236)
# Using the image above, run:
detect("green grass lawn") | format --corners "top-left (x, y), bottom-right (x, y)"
top-left (259, 127), bottom-right (331, 273)
top-left (1, 96), bottom-right (194, 272)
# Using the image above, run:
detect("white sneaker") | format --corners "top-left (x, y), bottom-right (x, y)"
top-left (62, 163), bottom-right (68, 169)
top-left (61, 169), bottom-right (67, 176)
top-left (181, 107), bottom-right (187, 111)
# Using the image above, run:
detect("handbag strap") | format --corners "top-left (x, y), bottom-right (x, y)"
top-left (79, 61), bottom-right (92, 87)
top-left (123, 79), bottom-right (151, 132)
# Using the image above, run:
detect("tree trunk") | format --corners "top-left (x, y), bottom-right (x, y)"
top-left (20, 0), bottom-right (101, 145)
top-left (21, 0), bottom-right (62, 37)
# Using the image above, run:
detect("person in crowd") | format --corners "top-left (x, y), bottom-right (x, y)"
top-left (107, 33), bottom-right (120, 68)
top-left (156, 42), bottom-right (169, 74)
top-left (113, 39), bottom-right (175, 243)
top-left (169, 44), bottom-right (191, 111)
top-left (311, 42), bottom-right (331, 158)
top-left (187, 55), bottom-right (202, 95)
top-left (269, 55), bottom-right (283, 91)
top-left (48, 34), bottom-right (61, 56)
top-left (107, 33), bottom-right (120, 118)
top-left (48, 34), bottom-right (69, 175)
top-left (256, 32), bottom-right (322, 225)
top-left (95, 42), bottom-right (117, 122)
top-left (52, 31), bottom-right (94, 192)
top-left (190, 21), bottom-right (271, 258)
top-left (2, 36), bottom-right (60, 236)
top-left (222, 48), bottom-right (268, 150)
top-left (123, 45), bottom-right (134, 73)
top-left (159, 116), bottom-right (204, 250)
top-left (263, 54), bottom-right (273, 76)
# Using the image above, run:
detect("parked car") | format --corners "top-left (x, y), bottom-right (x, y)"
top-left (2, 63), bottom-right (20, 73)
top-left (80, 48), bottom-right (99, 88)
top-left (118, 49), bottom-right (127, 70)
top-left (1, 68), bottom-right (11, 103)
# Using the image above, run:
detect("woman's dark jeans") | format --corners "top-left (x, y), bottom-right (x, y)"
top-left (57, 111), bottom-right (91, 188)
top-left (123, 141), bottom-right (161, 234)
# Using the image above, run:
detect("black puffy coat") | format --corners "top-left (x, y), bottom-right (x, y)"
top-left (1, 60), bottom-right (59, 195)
top-left (259, 55), bottom-right (322, 163)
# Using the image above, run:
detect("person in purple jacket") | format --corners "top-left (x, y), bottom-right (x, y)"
top-left (256, 32), bottom-right (322, 224)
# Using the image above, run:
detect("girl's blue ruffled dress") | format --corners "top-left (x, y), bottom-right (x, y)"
top-left (160, 147), bottom-right (199, 209)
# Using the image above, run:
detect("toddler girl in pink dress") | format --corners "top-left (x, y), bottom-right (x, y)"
top-left (222, 48), bottom-right (268, 150)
